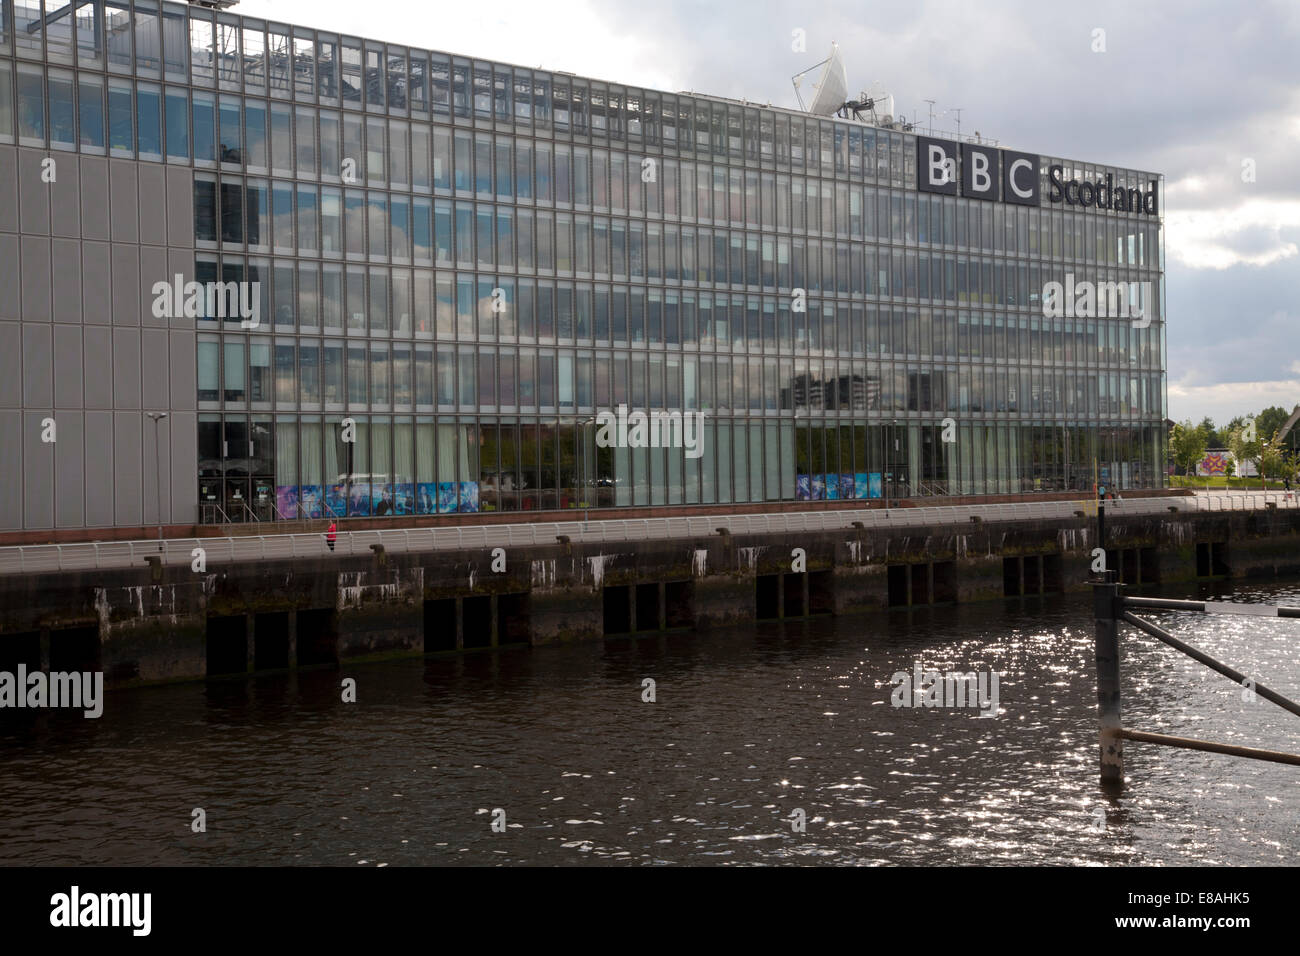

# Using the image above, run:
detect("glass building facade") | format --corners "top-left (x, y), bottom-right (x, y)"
top-left (0, 0), bottom-right (1166, 525)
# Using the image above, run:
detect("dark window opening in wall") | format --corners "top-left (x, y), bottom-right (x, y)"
top-left (220, 182), bottom-right (243, 243)
top-left (194, 181), bottom-right (217, 241)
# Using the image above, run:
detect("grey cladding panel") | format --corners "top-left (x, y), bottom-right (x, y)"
top-left (109, 160), bottom-right (139, 243)
top-left (84, 409), bottom-right (114, 527)
top-left (170, 410), bottom-right (197, 525)
top-left (167, 166), bottom-right (195, 249)
top-left (0, 411), bottom-right (21, 530)
top-left (111, 244), bottom-right (140, 326)
top-left (113, 411), bottom-right (143, 527)
top-left (0, 145), bottom-right (17, 234)
top-left (50, 159), bottom-right (81, 238)
top-left (17, 149), bottom-right (50, 236)
top-left (81, 242), bottom-right (112, 325)
top-left (139, 245), bottom-right (169, 328)
top-left (52, 237), bottom-right (83, 324)
top-left (0, 322), bottom-right (20, 408)
top-left (24, 411), bottom-right (55, 530)
top-left (21, 323), bottom-right (52, 408)
top-left (83, 325), bottom-right (113, 409)
top-left (138, 164), bottom-right (167, 246)
top-left (79, 157), bottom-right (110, 241)
top-left (20, 236), bottom-right (52, 322)
top-left (55, 410), bottom-right (85, 528)
top-left (0, 234), bottom-right (18, 321)
top-left (169, 330), bottom-right (197, 411)
top-left (113, 327), bottom-right (142, 408)
top-left (54, 324), bottom-right (83, 408)
top-left (168, 249), bottom-right (196, 330)
top-left (141, 328), bottom-right (170, 409)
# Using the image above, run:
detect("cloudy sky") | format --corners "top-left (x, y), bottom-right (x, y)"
top-left (238, 0), bottom-right (1300, 426)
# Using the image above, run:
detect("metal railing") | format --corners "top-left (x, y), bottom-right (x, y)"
top-left (1190, 490), bottom-right (1299, 511)
top-left (0, 493), bottom-right (1245, 575)
top-left (1092, 577), bottom-right (1300, 790)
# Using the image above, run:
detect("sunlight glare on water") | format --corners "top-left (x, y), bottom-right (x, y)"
top-left (1, 582), bottom-right (1298, 865)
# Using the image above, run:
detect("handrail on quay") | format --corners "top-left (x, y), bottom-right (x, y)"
top-left (0, 490), bottom-right (1287, 575)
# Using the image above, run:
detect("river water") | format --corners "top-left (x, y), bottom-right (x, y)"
top-left (2, 580), bottom-right (1298, 866)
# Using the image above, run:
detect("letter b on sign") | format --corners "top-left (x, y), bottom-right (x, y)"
top-left (917, 136), bottom-right (957, 195)
top-left (961, 144), bottom-right (999, 200)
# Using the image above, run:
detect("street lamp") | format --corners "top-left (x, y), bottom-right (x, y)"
top-left (146, 412), bottom-right (168, 547)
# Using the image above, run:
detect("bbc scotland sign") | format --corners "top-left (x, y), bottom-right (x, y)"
top-left (916, 135), bottom-right (1157, 216)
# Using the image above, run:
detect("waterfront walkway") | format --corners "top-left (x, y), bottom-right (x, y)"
top-left (2, 491), bottom-right (1292, 575)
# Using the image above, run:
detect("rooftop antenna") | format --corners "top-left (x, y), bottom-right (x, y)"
top-left (952, 107), bottom-right (963, 141)
top-left (923, 98), bottom-right (936, 135)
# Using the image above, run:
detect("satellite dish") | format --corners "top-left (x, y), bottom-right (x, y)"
top-left (807, 43), bottom-right (848, 116)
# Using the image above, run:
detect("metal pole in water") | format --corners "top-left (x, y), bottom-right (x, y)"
top-left (1093, 569), bottom-right (1124, 790)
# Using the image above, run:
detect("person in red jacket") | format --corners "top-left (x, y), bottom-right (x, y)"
top-left (326, 520), bottom-right (337, 552)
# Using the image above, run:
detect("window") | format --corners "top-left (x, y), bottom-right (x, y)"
top-left (347, 345), bottom-right (367, 404)
top-left (294, 33), bottom-right (316, 98)
top-left (224, 340), bottom-right (247, 402)
top-left (275, 342), bottom-right (296, 405)
top-left (0, 64), bottom-right (12, 142)
top-left (165, 87), bottom-right (189, 159)
top-left (133, 82), bottom-right (161, 157)
top-left (272, 182), bottom-right (293, 251)
top-left (389, 121), bottom-right (409, 186)
top-left (298, 185), bottom-right (319, 253)
top-left (133, 1), bottom-right (161, 74)
top-left (194, 179), bottom-right (218, 242)
top-left (48, 69), bottom-right (75, 149)
top-left (198, 338), bottom-right (220, 402)
top-left (247, 340), bottom-right (271, 401)
top-left (245, 100), bottom-right (267, 169)
top-left (192, 91), bottom-right (215, 161)
top-left (243, 22), bottom-right (265, 90)
top-left (16, 64), bottom-right (44, 144)
top-left (433, 127), bottom-right (451, 189)
top-left (322, 187), bottom-right (343, 252)
top-left (323, 341), bottom-right (344, 402)
top-left (218, 95), bottom-right (241, 164)
top-left (270, 103), bottom-right (292, 174)
top-left (296, 107), bottom-right (317, 176)
top-left (162, 4), bottom-right (188, 79)
top-left (299, 263), bottom-right (320, 330)
top-left (77, 1), bottom-right (107, 67)
top-left (366, 117), bottom-right (385, 185)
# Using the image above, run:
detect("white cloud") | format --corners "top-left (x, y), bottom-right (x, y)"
top-left (1164, 198), bottom-right (1300, 269)
top-left (230, 0), bottom-right (683, 92)
top-left (1168, 378), bottom-right (1300, 424)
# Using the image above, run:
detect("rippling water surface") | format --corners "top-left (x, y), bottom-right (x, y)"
top-left (2, 580), bottom-right (1298, 866)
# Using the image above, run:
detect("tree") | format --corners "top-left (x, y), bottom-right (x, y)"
top-left (1196, 416), bottom-right (1220, 448)
top-left (1285, 448), bottom-right (1300, 487)
top-left (1259, 435), bottom-right (1286, 482)
top-left (1170, 420), bottom-right (1208, 477)
top-left (1255, 406), bottom-right (1290, 444)
top-left (1227, 421), bottom-right (1263, 483)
